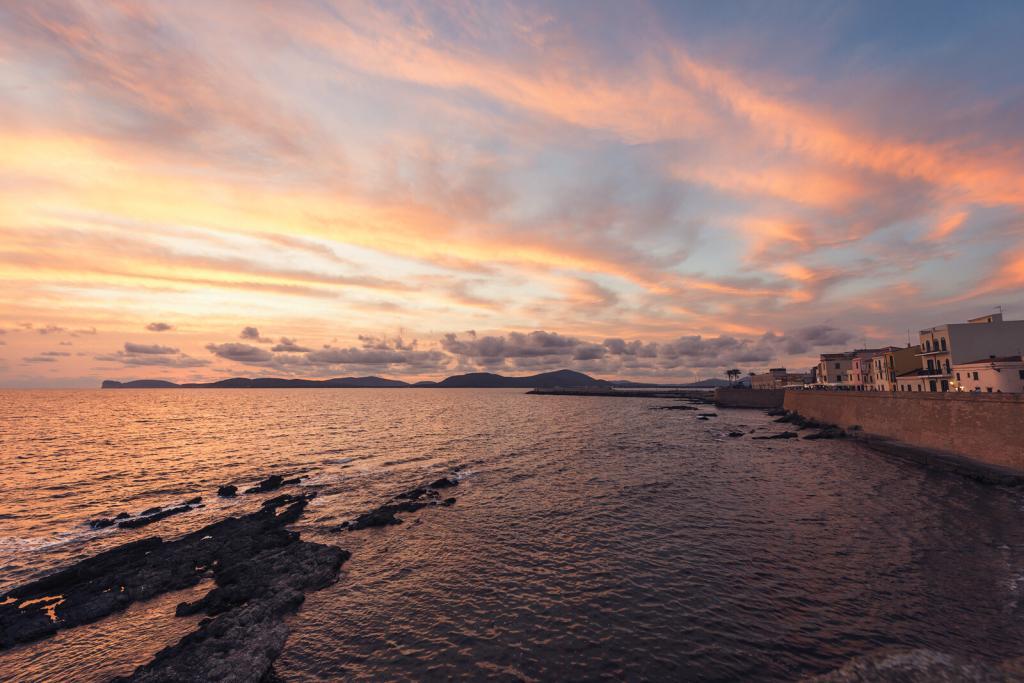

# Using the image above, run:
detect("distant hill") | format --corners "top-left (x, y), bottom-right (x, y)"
top-left (435, 369), bottom-right (606, 388)
top-left (102, 379), bottom-right (180, 388)
top-left (103, 376), bottom-right (409, 389)
top-left (101, 369), bottom-right (606, 389)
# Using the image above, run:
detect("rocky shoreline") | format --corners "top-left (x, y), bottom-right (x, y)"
top-left (1, 472), bottom-right (462, 681)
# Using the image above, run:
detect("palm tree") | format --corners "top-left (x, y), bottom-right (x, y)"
top-left (726, 368), bottom-right (741, 385)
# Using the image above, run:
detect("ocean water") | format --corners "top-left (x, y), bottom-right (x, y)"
top-left (1, 388), bottom-right (1023, 681)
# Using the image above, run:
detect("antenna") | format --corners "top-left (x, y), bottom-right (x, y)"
top-left (906, 328), bottom-right (911, 347)
top-left (995, 304), bottom-right (1003, 315)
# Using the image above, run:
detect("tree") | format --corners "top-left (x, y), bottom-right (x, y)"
top-left (726, 368), bottom-right (741, 385)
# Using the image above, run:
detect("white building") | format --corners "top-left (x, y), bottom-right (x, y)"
top-left (954, 356), bottom-right (1024, 393)
top-left (916, 313), bottom-right (1024, 392)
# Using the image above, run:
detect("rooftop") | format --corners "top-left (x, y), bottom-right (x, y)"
top-left (959, 355), bottom-right (1024, 366)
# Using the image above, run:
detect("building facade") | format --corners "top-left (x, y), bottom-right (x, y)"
top-left (917, 313), bottom-right (1024, 393)
top-left (870, 345), bottom-right (922, 391)
top-left (815, 352), bottom-right (855, 388)
top-left (752, 367), bottom-right (812, 389)
top-left (955, 356), bottom-right (1024, 393)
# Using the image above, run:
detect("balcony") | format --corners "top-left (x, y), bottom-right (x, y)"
top-left (915, 349), bottom-right (949, 356)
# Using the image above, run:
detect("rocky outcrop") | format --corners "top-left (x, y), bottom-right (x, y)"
top-left (753, 431), bottom-right (799, 440)
top-left (217, 484), bottom-right (238, 497)
top-left (1, 494), bottom-right (344, 672)
top-left (337, 477), bottom-right (459, 531)
top-left (245, 474), bottom-right (301, 494)
top-left (809, 649), bottom-right (1024, 682)
top-left (804, 426), bottom-right (846, 440)
top-left (87, 498), bottom-right (203, 531)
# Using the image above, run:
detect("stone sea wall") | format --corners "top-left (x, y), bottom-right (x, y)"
top-left (713, 388), bottom-right (786, 409)
top-left (783, 390), bottom-right (1024, 472)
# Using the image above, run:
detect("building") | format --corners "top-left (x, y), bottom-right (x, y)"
top-left (896, 369), bottom-right (928, 392)
top-left (815, 352), bottom-right (855, 388)
top-left (843, 349), bottom-right (888, 390)
top-left (917, 313), bottom-right (1024, 392)
top-left (870, 345), bottom-right (922, 391)
top-left (751, 367), bottom-right (812, 389)
top-left (954, 356), bottom-right (1024, 393)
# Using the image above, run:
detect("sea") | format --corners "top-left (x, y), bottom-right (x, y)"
top-left (1, 388), bottom-right (1023, 681)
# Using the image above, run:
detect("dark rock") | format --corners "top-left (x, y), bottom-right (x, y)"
top-left (217, 484), bottom-right (238, 497)
top-left (184, 496), bottom-right (202, 506)
top-left (753, 431), bottom-right (799, 440)
top-left (3, 492), bottom-right (348, 683)
top-left (118, 504), bottom-right (194, 529)
top-left (804, 426), bottom-right (846, 440)
top-left (697, 416), bottom-right (709, 421)
top-left (699, 413), bottom-right (718, 417)
top-left (429, 477), bottom-right (458, 489)
top-left (245, 475), bottom-right (284, 494)
top-left (115, 512), bottom-right (131, 520)
top-left (440, 498), bottom-right (456, 507)
top-left (244, 475), bottom-right (299, 494)
top-left (346, 500), bottom-right (433, 530)
top-left (140, 506), bottom-right (164, 517)
top-left (395, 486), bottom-right (429, 500)
top-left (727, 432), bottom-right (744, 438)
top-left (766, 408), bottom-right (788, 417)
top-left (652, 405), bottom-right (698, 411)
top-left (260, 492), bottom-right (313, 509)
top-left (88, 518), bottom-right (114, 530)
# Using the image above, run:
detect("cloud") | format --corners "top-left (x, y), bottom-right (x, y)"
top-left (95, 342), bottom-right (208, 368)
top-left (40, 351), bottom-right (71, 357)
top-left (36, 325), bottom-right (66, 335)
top-left (240, 326), bottom-right (273, 344)
top-left (146, 322), bottom-right (174, 332)
top-left (441, 330), bottom-right (589, 365)
top-left (124, 342), bottom-right (179, 355)
top-left (23, 356), bottom-right (58, 363)
top-left (271, 337), bottom-right (312, 353)
top-left (782, 325), bottom-right (855, 354)
top-left (206, 342), bottom-right (275, 364)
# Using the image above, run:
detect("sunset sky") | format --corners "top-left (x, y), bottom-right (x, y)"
top-left (2, 1), bottom-right (1023, 387)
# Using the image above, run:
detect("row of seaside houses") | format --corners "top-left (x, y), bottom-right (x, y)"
top-left (753, 312), bottom-right (1024, 394)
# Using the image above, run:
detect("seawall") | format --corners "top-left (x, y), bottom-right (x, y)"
top-left (714, 388), bottom-right (786, 409)
top-left (783, 390), bottom-right (1024, 473)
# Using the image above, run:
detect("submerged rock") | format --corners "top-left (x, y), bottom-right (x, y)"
top-left (652, 405), bottom-right (698, 411)
top-left (804, 427), bottom-right (846, 440)
top-left (88, 518), bottom-right (115, 530)
top-left (753, 431), bottom-right (799, 440)
top-left (727, 432), bottom-right (744, 438)
top-left (699, 413), bottom-right (718, 418)
top-left (217, 484), bottom-right (238, 498)
top-left (340, 478), bottom-right (460, 531)
top-left (118, 499), bottom-right (200, 529)
top-left (244, 475), bottom-right (302, 494)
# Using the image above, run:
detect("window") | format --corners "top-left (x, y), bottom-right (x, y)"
top-left (940, 338), bottom-right (947, 351)
top-left (925, 340), bottom-right (932, 351)
top-left (973, 372), bottom-right (979, 380)
top-left (927, 359), bottom-right (935, 372)
top-left (1019, 370), bottom-right (1024, 380)
top-left (956, 373), bottom-right (961, 381)
top-left (987, 387), bottom-right (993, 393)
top-left (835, 363), bottom-right (840, 369)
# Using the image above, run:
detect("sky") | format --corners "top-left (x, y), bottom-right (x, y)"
top-left (1, 1), bottom-right (1023, 387)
